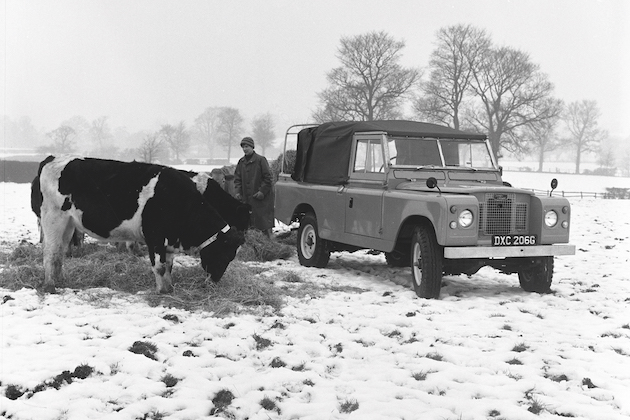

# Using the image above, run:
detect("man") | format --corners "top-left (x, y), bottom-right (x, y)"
top-left (234, 136), bottom-right (274, 236)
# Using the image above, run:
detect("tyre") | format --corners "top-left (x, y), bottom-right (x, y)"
top-left (518, 256), bottom-right (553, 293)
top-left (297, 213), bottom-right (330, 268)
top-left (410, 225), bottom-right (443, 299)
top-left (385, 249), bottom-right (410, 267)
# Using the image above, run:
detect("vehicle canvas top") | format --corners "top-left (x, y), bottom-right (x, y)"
top-left (291, 120), bottom-right (486, 185)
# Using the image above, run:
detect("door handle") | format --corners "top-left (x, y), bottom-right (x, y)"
top-left (349, 197), bottom-right (353, 208)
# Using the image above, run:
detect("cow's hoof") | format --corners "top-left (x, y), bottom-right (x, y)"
top-left (158, 286), bottom-right (174, 294)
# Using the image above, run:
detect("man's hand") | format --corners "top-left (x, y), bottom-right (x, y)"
top-left (253, 191), bottom-right (264, 200)
top-left (235, 193), bottom-right (242, 201)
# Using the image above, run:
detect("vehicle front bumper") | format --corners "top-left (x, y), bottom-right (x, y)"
top-left (444, 244), bottom-right (576, 259)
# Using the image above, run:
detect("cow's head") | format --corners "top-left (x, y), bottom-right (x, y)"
top-left (234, 203), bottom-right (252, 231)
top-left (199, 227), bottom-right (245, 282)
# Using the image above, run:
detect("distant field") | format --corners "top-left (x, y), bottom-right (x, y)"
top-left (503, 170), bottom-right (630, 195)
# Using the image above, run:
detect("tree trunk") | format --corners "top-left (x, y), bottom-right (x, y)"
top-left (575, 147), bottom-right (582, 174)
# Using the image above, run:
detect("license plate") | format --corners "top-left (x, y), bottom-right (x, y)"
top-left (492, 234), bottom-right (537, 246)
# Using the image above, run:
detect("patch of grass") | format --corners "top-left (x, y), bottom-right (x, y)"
top-left (236, 229), bottom-right (294, 262)
top-left (339, 399), bottom-right (359, 414)
top-left (210, 389), bottom-right (235, 415)
top-left (129, 341), bottom-right (158, 360)
top-left (582, 377), bottom-right (597, 388)
top-left (253, 334), bottom-right (272, 350)
top-left (9, 364), bottom-right (95, 399)
top-left (161, 374), bottom-right (179, 388)
top-left (506, 358), bottom-right (523, 365)
top-left (292, 362), bottom-right (307, 372)
top-left (527, 397), bottom-right (547, 415)
top-left (259, 396), bottom-right (280, 413)
top-left (512, 342), bottom-right (529, 352)
top-left (412, 371), bottom-right (430, 381)
top-left (5, 384), bottom-right (25, 400)
top-left (546, 373), bottom-right (569, 382)
top-left (425, 352), bottom-right (444, 362)
top-left (270, 357), bottom-right (286, 368)
top-left (524, 388), bottom-right (547, 415)
top-left (137, 410), bottom-right (166, 420)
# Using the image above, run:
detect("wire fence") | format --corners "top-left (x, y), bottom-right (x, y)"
top-left (525, 187), bottom-right (629, 199)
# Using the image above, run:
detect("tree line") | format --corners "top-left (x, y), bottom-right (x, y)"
top-left (2, 110), bottom-right (276, 166)
top-left (3, 24), bottom-right (628, 175)
top-left (313, 26), bottom-right (627, 176)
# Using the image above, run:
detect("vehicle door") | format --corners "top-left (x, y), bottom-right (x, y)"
top-left (344, 134), bottom-right (387, 238)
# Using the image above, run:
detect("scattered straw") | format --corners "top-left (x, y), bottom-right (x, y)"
top-left (0, 241), bottom-right (285, 315)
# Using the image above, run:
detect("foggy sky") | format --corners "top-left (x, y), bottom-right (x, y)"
top-left (2, 0), bottom-right (629, 140)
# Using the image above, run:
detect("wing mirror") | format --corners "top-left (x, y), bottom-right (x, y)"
top-left (426, 177), bottom-right (442, 194)
top-left (550, 178), bottom-right (558, 197)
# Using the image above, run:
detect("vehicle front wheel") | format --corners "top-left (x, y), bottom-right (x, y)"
top-left (410, 225), bottom-right (443, 299)
top-left (297, 213), bottom-right (330, 268)
top-left (518, 256), bottom-right (553, 293)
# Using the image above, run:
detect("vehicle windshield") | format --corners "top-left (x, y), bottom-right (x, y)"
top-left (387, 137), bottom-right (496, 170)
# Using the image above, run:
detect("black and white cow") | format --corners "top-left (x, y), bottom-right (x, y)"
top-left (36, 156), bottom-right (245, 294)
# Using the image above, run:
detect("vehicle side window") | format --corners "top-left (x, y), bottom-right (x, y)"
top-left (353, 139), bottom-right (384, 173)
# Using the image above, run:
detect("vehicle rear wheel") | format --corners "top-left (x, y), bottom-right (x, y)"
top-left (410, 225), bottom-right (443, 299)
top-left (297, 213), bottom-right (330, 268)
top-left (518, 256), bottom-right (553, 293)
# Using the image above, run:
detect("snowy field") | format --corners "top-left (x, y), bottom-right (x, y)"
top-left (1, 176), bottom-right (630, 420)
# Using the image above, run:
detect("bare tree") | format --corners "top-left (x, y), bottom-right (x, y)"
top-left (313, 31), bottom-right (420, 122)
top-left (138, 132), bottom-right (164, 163)
top-left (520, 99), bottom-right (564, 171)
top-left (62, 116), bottom-right (90, 149)
top-left (216, 107), bottom-right (244, 162)
top-left (2, 116), bottom-right (42, 148)
top-left (415, 24), bottom-right (490, 129)
top-left (563, 100), bottom-right (607, 174)
top-left (597, 145), bottom-right (616, 176)
top-left (468, 47), bottom-right (559, 160)
top-left (194, 107), bottom-right (222, 156)
top-left (159, 121), bottom-right (190, 163)
top-left (251, 113), bottom-right (275, 156)
top-left (46, 125), bottom-right (77, 154)
top-left (90, 116), bottom-right (113, 153)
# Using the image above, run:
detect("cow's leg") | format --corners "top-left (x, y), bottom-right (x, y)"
top-left (41, 213), bottom-right (74, 293)
top-left (149, 246), bottom-right (174, 294)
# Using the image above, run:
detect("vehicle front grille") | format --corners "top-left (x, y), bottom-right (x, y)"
top-left (478, 193), bottom-right (529, 235)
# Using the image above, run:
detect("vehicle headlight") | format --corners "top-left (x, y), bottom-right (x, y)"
top-left (544, 210), bottom-right (558, 227)
top-left (458, 210), bottom-right (474, 228)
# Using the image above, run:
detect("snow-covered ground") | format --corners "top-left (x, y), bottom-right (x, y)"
top-left (1, 178), bottom-right (630, 420)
